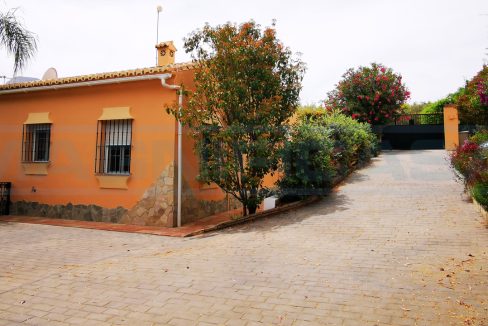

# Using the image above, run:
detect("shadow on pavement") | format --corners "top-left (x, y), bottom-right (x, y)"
top-left (195, 192), bottom-right (352, 238)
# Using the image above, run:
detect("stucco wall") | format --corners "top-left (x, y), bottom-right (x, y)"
top-left (0, 76), bottom-right (180, 224)
top-left (0, 68), bottom-right (282, 226)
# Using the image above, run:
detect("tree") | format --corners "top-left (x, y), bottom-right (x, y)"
top-left (326, 63), bottom-right (410, 124)
top-left (420, 66), bottom-right (488, 124)
top-left (402, 102), bottom-right (430, 114)
top-left (0, 9), bottom-right (37, 74)
top-left (168, 21), bottom-right (305, 216)
top-left (456, 65), bottom-right (488, 124)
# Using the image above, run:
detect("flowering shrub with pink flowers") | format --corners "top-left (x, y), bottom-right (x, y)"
top-left (325, 63), bottom-right (410, 124)
top-left (455, 65), bottom-right (488, 124)
top-left (477, 79), bottom-right (488, 107)
top-left (450, 130), bottom-right (488, 208)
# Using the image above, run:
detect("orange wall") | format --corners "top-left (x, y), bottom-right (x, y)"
top-left (0, 76), bottom-right (183, 209)
top-left (443, 105), bottom-right (459, 150)
top-left (181, 125), bottom-right (227, 202)
top-left (0, 69), bottom-right (281, 215)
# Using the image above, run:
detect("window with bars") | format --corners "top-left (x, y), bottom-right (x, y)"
top-left (22, 124), bottom-right (51, 162)
top-left (95, 119), bottom-right (132, 175)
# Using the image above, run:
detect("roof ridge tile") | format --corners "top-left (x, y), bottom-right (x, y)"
top-left (0, 62), bottom-right (195, 91)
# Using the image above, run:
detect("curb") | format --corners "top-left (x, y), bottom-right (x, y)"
top-left (451, 168), bottom-right (487, 224)
top-left (472, 196), bottom-right (488, 224)
top-left (184, 195), bottom-right (322, 237)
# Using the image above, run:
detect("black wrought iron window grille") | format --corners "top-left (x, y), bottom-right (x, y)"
top-left (200, 124), bottom-right (223, 164)
top-left (22, 123), bottom-right (51, 162)
top-left (95, 119), bottom-right (132, 175)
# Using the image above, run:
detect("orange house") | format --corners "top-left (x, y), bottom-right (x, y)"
top-left (0, 42), bottom-right (244, 227)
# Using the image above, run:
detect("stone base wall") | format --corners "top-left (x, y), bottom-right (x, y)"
top-left (181, 184), bottom-right (241, 224)
top-left (120, 163), bottom-right (175, 227)
top-left (9, 201), bottom-right (127, 223)
top-left (8, 163), bottom-right (243, 227)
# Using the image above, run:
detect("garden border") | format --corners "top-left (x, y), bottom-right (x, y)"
top-left (471, 196), bottom-right (488, 223)
top-left (472, 193), bottom-right (488, 223)
top-left (452, 169), bottom-right (488, 224)
top-left (184, 195), bottom-right (321, 237)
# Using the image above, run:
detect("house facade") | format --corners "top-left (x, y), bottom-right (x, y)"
top-left (0, 42), bottom-right (244, 227)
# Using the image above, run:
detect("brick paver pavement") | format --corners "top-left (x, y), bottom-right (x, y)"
top-left (0, 150), bottom-right (486, 325)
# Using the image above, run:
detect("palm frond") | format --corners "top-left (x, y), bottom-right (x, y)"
top-left (0, 9), bottom-right (37, 74)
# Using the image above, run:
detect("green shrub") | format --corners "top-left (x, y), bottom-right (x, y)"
top-left (402, 102), bottom-right (430, 114)
top-left (421, 65), bottom-right (488, 125)
top-left (278, 123), bottom-right (335, 198)
top-left (472, 182), bottom-right (488, 208)
top-left (456, 65), bottom-right (488, 124)
top-left (278, 110), bottom-right (378, 199)
top-left (300, 110), bottom-right (378, 175)
top-left (450, 141), bottom-right (488, 187)
top-left (420, 94), bottom-right (459, 114)
top-left (470, 129), bottom-right (488, 145)
top-left (297, 106), bottom-right (328, 121)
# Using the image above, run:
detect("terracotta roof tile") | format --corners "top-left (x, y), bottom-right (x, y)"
top-left (0, 62), bottom-right (195, 91)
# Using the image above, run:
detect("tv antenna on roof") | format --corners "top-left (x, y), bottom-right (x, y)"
top-left (156, 5), bottom-right (163, 66)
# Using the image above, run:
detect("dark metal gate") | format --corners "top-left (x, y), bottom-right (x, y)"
top-left (0, 182), bottom-right (11, 215)
top-left (379, 113), bottom-right (444, 150)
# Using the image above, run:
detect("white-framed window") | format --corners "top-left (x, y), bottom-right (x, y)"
top-left (95, 119), bottom-right (132, 175)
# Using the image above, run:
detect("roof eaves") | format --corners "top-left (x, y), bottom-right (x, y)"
top-left (0, 62), bottom-right (195, 91)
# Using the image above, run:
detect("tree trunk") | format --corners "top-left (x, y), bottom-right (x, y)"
top-left (248, 204), bottom-right (257, 215)
top-left (248, 188), bottom-right (258, 215)
top-left (242, 204), bottom-right (247, 216)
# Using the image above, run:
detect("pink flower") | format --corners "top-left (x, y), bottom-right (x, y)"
top-left (461, 141), bottom-right (479, 153)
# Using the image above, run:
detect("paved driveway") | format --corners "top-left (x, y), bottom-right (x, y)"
top-left (0, 150), bottom-right (487, 325)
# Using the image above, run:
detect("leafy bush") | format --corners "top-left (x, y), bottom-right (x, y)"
top-left (469, 129), bottom-right (488, 145)
top-left (472, 182), bottom-right (488, 208)
top-left (420, 89), bottom-right (464, 114)
top-left (421, 66), bottom-right (488, 125)
top-left (326, 63), bottom-right (410, 124)
top-left (299, 109), bottom-right (378, 171)
top-left (278, 110), bottom-right (378, 199)
top-left (278, 123), bottom-right (335, 198)
top-left (297, 105), bottom-right (328, 121)
top-left (450, 130), bottom-right (488, 192)
top-left (457, 65), bottom-right (488, 124)
top-left (402, 102), bottom-right (430, 114)
top-left (314, 112), bottom-right (377, 174)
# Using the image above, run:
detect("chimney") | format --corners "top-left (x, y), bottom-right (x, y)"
top-left (155, 41), bottom-right (177, 66)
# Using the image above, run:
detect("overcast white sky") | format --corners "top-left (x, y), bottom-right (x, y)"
top-left (1, 0), bottom-right (487, 105)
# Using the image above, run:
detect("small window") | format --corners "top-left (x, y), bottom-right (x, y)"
top-left (201, 131), bottom-right (212, 164)
top-left (95, 119), bottom-right (132, 175)
top-left (200, 124), bottom-right (225, 167)
top-left (22, 124), bottom-right (51, 162)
